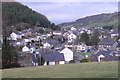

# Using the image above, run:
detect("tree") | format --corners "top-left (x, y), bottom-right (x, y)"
top-left (80, 32), bottom-right (90, 45)
top-left (90, 29), bottom-right (100, 46)
top-left (2, 34), bottom-right (19, 68)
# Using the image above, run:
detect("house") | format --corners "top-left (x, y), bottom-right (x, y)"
top-left (0, 35), bottom-right (3, 43)
top-left (116, 42), bottom-right (120, 52)
top-left (60, 47), bottom-right (73, 63)
top-left (68, 33), bottom-right (77, 42)
top-left (43, 42), bottom-right (52, 48)
top-left (98, 39), bottom-right (118, 51)
top-left (76, 43), bottom-right (87, 52)
top-left (65, 42), bottom-right (74, 48)
top-left (32, 48), bottom-right (40, 66)
top-left (42, 53), bottom-right (65, 65)
top-left (22, 45), bottom-right (30, 52)
top-left (111, 31), bottom-right (119, 38)
top-left (73, 53), bottom-right (85, 63)
top-left (28, 45), bottom-right (36, 53)
top-left (90, 50), bottom-right (115, 62)
top-left (48, 40), bottom-right (59, 46)
top-left (71, 27), bottom-right (76, 31)
top-left (53, 31), bottom-right (62, 35)
top-left (10, 32), bottom-right (18, 40)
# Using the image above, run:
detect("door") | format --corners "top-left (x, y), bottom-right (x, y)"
top-left (100, 57), bottom-right (106, 62)
top-left (47, 62), bottom-right (49, 65)
top-left (55, 61), bottom-right (59, 65)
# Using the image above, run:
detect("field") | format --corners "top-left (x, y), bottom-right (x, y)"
top-left (2, 61), bottom-right (118, 78)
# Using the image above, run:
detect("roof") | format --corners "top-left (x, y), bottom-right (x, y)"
top-left (112, 31), bottom-right (119, 34)
top-left (117, 42), bottom-right (120, 47)
top-left (96, 50), bottom-right (112, 57)
top-left (90, 50), bottom-right (115, 61)
top-left (98, 39), bottom-right (116, 45)
top-left (49, 40), bottom-right (59, 45)
top-left (73, 53), bottom-right (85, 61)
top-left (41, 53), bottom-right (65, 62)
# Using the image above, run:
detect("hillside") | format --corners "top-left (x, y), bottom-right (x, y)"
top-left (2, 61), bottom-right (118, 78)
top-left (2, 2), bottom-right (60, 36)
top-left (58, 12), bottom-right (118, 29)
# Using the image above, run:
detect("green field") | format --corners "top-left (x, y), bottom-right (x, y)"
top-left (2, 61), bottom-right (118, 78)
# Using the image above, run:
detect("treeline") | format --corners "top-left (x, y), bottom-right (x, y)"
top-left (2, 2), bottom-right (60, 30)
top-left (2, 34), bottom-right (19, 69)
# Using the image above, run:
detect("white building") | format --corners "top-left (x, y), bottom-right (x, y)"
top-left (22, 45), bottom-right (30, 52)
top-left (43, 42), bottom-right (51, 49)
top-left (10, 32), bottom-right (18, 40)
top-left (71, 27), bottom-right (76, 31)
top-left (60, 47), bottom-right (73, 62)
top-left (68, 33), bottom-right (77, 42)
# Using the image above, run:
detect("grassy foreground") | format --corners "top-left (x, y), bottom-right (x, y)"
top-left (2, 61), bottom-right (118, 78)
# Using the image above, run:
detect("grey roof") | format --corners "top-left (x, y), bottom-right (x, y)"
top-left (73, 53), bottom-right (85, 61)
top-left (117, 42), bottom-right (120, 47)
top-left (96, 50), bottom-right (112, 57)
top-left (90, 50), bottom-right (115, 61)
top-left (41, 53), bottom-right (65, 62)
top-left (49, 40), bottom-right (59, 45)
top-left (98, 39), bottom-right (116, 45)
top-left (112, 31), bottom-right (119, 34)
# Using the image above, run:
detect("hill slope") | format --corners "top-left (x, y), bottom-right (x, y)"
top-left (58, 12), bottom-right (118, 28)
top-left (2, 61), bottom-right (118, 78)
top-left (2, 2), bottom-right (52, 30)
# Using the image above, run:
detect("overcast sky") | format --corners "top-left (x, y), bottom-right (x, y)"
top-left (17, 1), bottom-right (118, 24)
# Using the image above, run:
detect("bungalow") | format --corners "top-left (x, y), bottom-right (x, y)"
top-left (42, 53), bottom-right (65, 65)
top-left (60, 47), bottom-right (73, 63)
top-left (90, 50), bottom-right (115, 62)
top-left (98, 39), bottom-right (118, 51)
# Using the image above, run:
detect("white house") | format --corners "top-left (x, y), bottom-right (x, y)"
top-left (68, 33), bottom-right (77, 42)
top-left (22, 45), bottom-right (30, 52)
top-left (77, 43), bottom-right (87, 52)
top-left (71, 27), bottom-right (76, 31)
top-left (98, 54), bottom-right (105, 62)
top-left (53, 31), bottom-right (62, 35)
top-left (43, 42), bottom-right (51, 49)
top-left (10, 32), bottom-right (18, 40)
top-left (60, 47), bottom-right (73, 63)
top-left (111, 31), bottom-right (119, 38)
top-left (42, 53), bottom-right (65, 66)
top-left (30, 46), bottom-right (36, 53)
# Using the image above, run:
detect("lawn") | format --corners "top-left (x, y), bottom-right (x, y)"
top-left (2, 61), bottom-right (118, 78)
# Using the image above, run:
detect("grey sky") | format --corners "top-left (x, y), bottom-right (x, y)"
top-left (18, 2), bottom-right (118, 24)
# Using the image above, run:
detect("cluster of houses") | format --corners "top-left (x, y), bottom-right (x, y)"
top-left (4, 26), bottom-right (120, 66)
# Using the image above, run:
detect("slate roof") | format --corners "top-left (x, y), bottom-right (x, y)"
top-left (49, 40), bottom-right (59, 45)
top-left (117, 42), bottom-right (120, 47)
top-left (98, 39), bottom-right (116, 45)
top-left (90, 50), bottom-right (115, 61)
top-left (73, 53), bottom-right (85, 61)
top-left (41, 53), bottom-right (65, 62)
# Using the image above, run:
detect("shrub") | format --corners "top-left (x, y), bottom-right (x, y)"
top-left (80, 59), bottom-right (88, 63)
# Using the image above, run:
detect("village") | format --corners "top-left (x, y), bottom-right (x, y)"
top-left (1, 25), bottom-right (120, 67)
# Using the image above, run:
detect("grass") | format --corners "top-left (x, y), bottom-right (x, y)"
top-left (2, 61), bottom-right (118, 78)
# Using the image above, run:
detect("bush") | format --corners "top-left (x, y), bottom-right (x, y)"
top-left (80, 59), bottom-right (88, 63)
